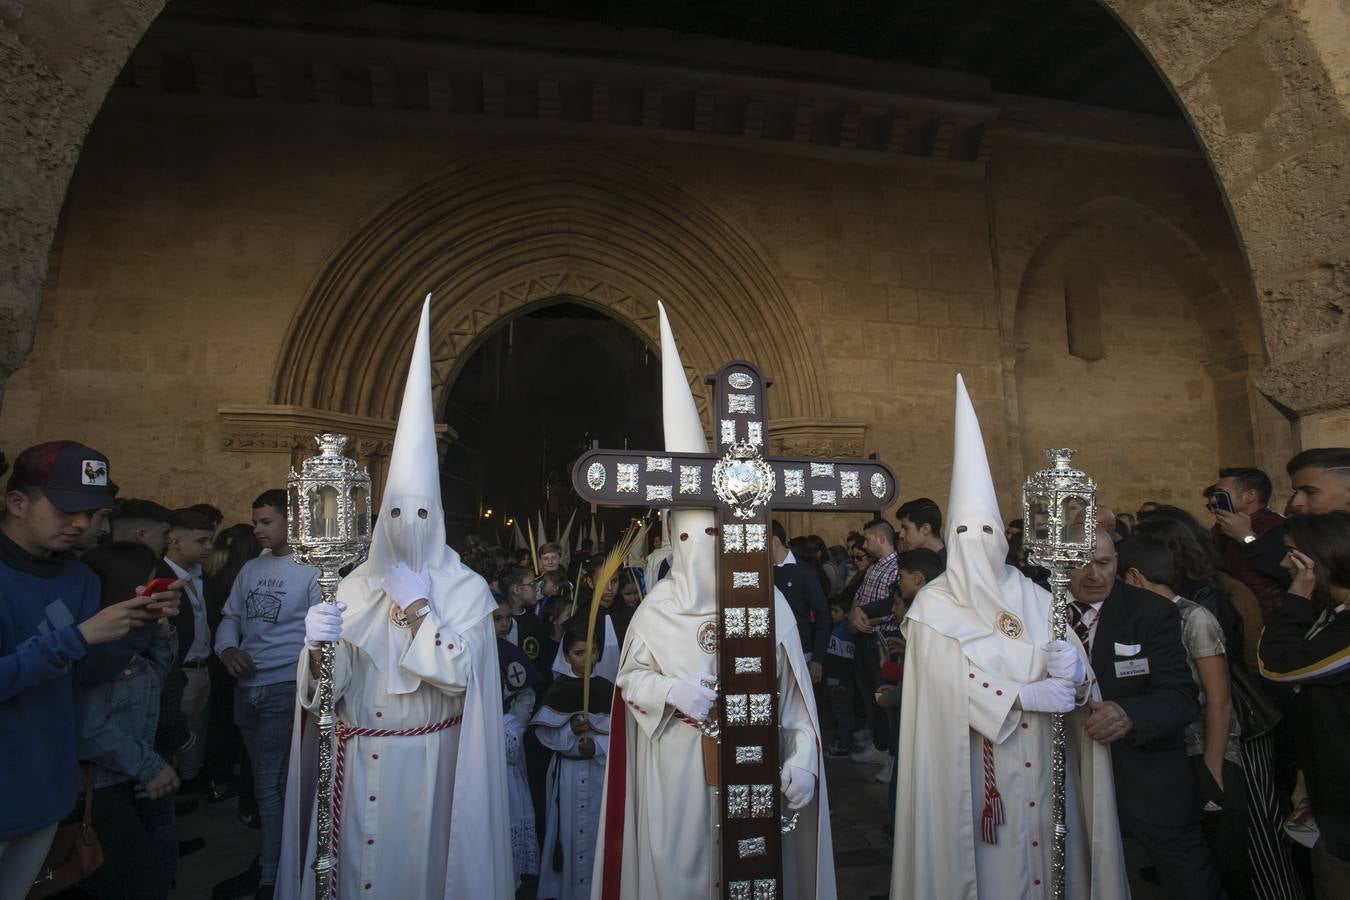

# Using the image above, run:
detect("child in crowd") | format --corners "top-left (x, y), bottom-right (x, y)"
top-left (531, 619), bottom-right (611, 900)
top-left (824, 596), bottom-right (856, 758)
top-left (497, 618), bottom-right (545, 888)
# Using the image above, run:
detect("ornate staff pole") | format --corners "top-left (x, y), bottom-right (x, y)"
top-left (287, 434), bottom-right (372, 900)
top-left (1021, 448), bottom-right (1097, 900)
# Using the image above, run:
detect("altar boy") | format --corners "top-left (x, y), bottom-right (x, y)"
top-left (530, 619), bottom-right (610, 900)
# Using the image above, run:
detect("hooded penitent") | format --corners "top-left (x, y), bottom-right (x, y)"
top-left (890, 374), bottom-right (1129, 900)
top-left (590, 301), bottom-right (836, 900)
top-left (277, 296), bottom-right (515, 900)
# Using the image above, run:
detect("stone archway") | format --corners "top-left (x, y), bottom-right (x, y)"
top-left (3, 1), bottom-right (1348, 434)
top-left (272, 143), bottom-right (827, 423)
top-left (242, 143), bottom-right (855, 490)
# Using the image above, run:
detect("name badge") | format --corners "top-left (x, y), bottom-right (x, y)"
top-left (1113, 642), bottom-right (1142, 657)
top-left (1114, 658), bottom-right (1150, 678)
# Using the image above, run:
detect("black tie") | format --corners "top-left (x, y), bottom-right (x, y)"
top-left (1069, 600), bottom-right (1094, 653)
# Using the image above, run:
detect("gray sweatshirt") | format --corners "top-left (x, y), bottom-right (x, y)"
top-left (214, 550), bottom-right (321, 687)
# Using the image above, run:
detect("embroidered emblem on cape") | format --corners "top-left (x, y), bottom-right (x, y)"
top-left (521, 635), bottom-right (540, 660)
top-left (506, 660), bottom-right (527, 689)
top-left (698, 620), bottom-right (719, 654)
top-left (996, 611), bottom-right (1023, 639)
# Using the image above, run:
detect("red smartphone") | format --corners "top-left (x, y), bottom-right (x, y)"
top-left (139, 577), bottom-right (177, 597)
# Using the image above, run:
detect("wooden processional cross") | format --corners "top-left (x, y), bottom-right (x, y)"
top-left (571, 360), bottom-right (898, 899)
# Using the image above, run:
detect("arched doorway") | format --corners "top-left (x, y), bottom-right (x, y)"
top-left (440, 299), bottom-right (661, 541)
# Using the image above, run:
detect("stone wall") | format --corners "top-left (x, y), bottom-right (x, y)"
top-left (0, 76), bottom-right (1279, 530)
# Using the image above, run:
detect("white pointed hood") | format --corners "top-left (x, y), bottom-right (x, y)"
top-left (368, 296), bottom-right (449, 576)
top-left (656, 301), bottom-right (717, 613)
top-left (945, 374), bottom-right (1008, 567)
top-left (341, 295), bottom-right (493, 684)
top-left (903, 374), bottom-right (1052, 683)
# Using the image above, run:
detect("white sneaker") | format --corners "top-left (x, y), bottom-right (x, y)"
top-left (874, 758), bottom-right (894, 783)
top-left (850, 746), bottom-right (888, 764)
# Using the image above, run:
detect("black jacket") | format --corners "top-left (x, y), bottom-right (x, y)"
top-left (774, 561), bottom-right (829, 662)
top-left (155, 559), bottom-right (196, 667)
top-left (1259, 593), bottom-right (1350, 860)
top-left (1091, 581), bottom-right (1201, 826)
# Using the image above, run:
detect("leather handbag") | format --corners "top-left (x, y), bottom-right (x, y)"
top-left (27, 767), bottom-right (104, 899)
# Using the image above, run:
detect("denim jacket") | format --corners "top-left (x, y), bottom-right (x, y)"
top-left (79, 626), bottom-right (177, 789)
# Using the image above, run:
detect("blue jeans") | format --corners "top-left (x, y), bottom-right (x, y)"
top-left (235, 682), bottom-right (296, 886)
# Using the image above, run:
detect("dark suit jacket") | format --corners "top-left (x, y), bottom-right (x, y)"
top-left (774, 561), bottom-right (829, 662)
top-left (1091, 581), bottom-right (1201, 826)
top-left (155, 558), bottom-right (197, 667)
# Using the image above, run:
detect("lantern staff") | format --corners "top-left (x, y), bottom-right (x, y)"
top-left (287, 433), bottom-right (372, 900)
top-left (1021, 448), bottom-right (1097, 900)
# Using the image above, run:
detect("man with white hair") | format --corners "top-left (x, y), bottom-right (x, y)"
top-left (278, 299), bottom-right (513, 899)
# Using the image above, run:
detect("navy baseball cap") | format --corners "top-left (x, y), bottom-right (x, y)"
top-left (6, 441), bottom-right (116, 513)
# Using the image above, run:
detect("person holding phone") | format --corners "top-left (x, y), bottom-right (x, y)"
top-left (1212, 467), bottom-right (1290, 621)
top-left (0, 442), bottom-right (181, 900)
top-left (1258, 511), bottom-right (1350, 899)
top-left (77, 542), bottom-right (184, 900)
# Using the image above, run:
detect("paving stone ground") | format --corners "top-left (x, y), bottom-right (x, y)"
top-left (172, 735), bottom-right (1165, 899)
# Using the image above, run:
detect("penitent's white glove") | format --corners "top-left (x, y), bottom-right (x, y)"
top-left (304, 602), bottom-right (346, 649)
top-left (1044, 639), bottom-right (1086, 683)
top-left (382, 563), bottom-right (432, 608)
top-left (1018, 678), bottom-right (1076, 714)
top-left (666, 673), bottom-right (717, 722)
top-left (781, 765), bottom-right (816, 811)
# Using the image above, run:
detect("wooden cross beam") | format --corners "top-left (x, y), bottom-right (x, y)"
top-left (571, 359), bottom-right (898, 899)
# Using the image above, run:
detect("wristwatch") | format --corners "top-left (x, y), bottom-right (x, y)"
top-left (1242, 534), bottom-right (1257, 545)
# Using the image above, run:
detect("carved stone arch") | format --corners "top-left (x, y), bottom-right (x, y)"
top-left (271, 144), bottom-right (829, 430)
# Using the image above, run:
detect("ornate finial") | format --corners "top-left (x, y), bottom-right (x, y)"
top-left (315, 433), bottom-right (350, 456)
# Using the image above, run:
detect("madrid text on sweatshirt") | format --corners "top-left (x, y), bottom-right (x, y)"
top-left (214, 550), bottom-right (321, 687)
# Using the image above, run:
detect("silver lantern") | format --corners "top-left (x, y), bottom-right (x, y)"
top-left (1021, 448), bottom-right (1097, 900)
top-left (287, 433), bottom-right (371, 900)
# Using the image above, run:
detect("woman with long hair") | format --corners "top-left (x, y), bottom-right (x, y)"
top-left (1260, 511), bottom-right (1350, 900)
top-left (1138, 504), bottom-right (1303, 900)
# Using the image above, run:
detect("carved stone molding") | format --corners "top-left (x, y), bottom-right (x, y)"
top-left (767, 418), bottom-right (870, 461)
top-left (219, 405), bottom-right (454, 501)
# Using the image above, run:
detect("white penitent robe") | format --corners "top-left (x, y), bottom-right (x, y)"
top-left (533, 696), bottom-right (610, 900)
top-left (590, 592), bottom-right (835, 900)
top-left (277, 569), bottom-right (513, 900)
top-left (891, 604), bottom-right (1130, 900)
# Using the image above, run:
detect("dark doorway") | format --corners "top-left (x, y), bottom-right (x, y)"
top-left (441, 299), bottom-right (661, 546)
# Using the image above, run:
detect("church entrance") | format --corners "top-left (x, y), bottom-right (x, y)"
top-left (440, 299), bottom-right (661, 545)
